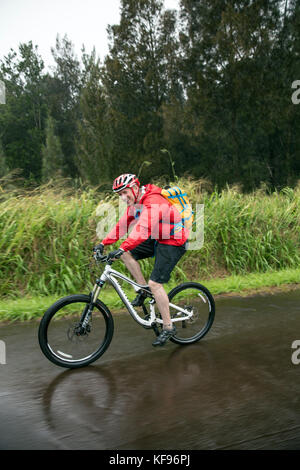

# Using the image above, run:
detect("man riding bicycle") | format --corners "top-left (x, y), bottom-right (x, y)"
top-left (94, 173), bottom-right (189, 346)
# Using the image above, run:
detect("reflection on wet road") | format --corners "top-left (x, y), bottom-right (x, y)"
top-left (0, 289), bottom-right (300, 449)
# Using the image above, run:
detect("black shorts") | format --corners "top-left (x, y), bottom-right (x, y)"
top-left (130, 238), bottom-right (187, 284)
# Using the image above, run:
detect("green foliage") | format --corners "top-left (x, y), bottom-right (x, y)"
top-left (0, 178), bottom-right (299, 300)
top-left (194, 182), bottom-right (300, 278)
top-left (0, 139), bottom-right (9, 177)
top-left (102, 0), bottom-right (181, 179)
top-left (41, 116), bottom-right (65, 181)
top-left (0, 42), bottom-right (47, 180)
top-left (172, 0), bottom-right (300, 189)
top-left (0, 0), bottom-right (299, 189)
top-left (75, 48), bottom-right (112, 185)
top-left (48, 35), bottom-right (82, 178)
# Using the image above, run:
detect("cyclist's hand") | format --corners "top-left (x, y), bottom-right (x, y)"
top-left (93, 243), bottom-right (104, 254)
top-left (107, 248), bottom-right (124, 261)
top-left (93, 243), bottom-right (104, 261)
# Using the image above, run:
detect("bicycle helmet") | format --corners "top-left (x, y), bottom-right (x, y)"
top-left (112, 173), bottom-right (140, 193)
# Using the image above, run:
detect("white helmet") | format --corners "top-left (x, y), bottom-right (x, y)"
top-left (112, 173), bottom-right (140, 192)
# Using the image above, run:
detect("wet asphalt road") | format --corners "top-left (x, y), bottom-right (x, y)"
top-left (0, 288), bottom-right (300, 450)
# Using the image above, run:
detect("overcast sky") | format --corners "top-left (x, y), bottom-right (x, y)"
top-left (0, 0), bottom-right (180, 70)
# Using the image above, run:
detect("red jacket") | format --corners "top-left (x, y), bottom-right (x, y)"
top-left (101, 184), bottom-right (189, 251)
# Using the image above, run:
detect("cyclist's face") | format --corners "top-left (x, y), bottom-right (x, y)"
top-left (118, 186), bottom-right (138, 206)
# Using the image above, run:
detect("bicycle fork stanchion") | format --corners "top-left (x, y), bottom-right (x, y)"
top-left (75, 280), bottom-right (107, 336)
top-left (92, 279), bottom-right (106, 303)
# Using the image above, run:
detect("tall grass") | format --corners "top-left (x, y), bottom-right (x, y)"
top-left (0, 177), bottom-right (299, 299)
top-left (197, 183), bottom-right (300, 277)
top-left (0, 180), bottom-right (99, 297)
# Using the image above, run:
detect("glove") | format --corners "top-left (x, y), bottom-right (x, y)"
top-left (93, 243), bottom-right (104, 261)
top-left (93, 243), bottom-right (104, 254)
top-left (107, 248), bottom-right (124, 260)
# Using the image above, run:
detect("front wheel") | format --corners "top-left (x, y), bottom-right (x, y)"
top-left (38, 294), bottom-right (114, 369)
top-left (168, 282), bottom-right (215, 345)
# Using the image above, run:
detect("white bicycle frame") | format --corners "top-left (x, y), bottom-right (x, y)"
top-left (91, 263), bottom-right (194, 328)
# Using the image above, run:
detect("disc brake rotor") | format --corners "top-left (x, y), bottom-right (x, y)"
top-left (67, 322), bottom-right (91, 342)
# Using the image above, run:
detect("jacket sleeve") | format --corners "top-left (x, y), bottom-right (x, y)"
top-left (101, 209), bottom-right (134, 246)
top-left (120, 202), bottom-right (159, 251)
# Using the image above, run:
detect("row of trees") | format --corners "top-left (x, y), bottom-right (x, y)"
top-left (0, 0), bottom-right (299, 191)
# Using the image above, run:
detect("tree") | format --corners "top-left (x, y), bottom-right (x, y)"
top-left (41, 115), bottom-right (65, 182)
top-left (49, 35), bottom-right (82, 178)
top-left (103, 0), bottom-right (181, 181)
top-left (75, 48), bottom-right (112, 185)
top-left (273, 0), bottom-right (300, 186)
top-left (0, 42), bottom-right (46, 181)
top-left (176, 0), bottom-right (297, 190)
top-left (0, 138), bottom-right (9, 177)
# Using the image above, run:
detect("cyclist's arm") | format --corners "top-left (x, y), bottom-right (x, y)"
top-left (120, 203), bottom-right (158, 251)
top-left (101, 209), bottom-right (135, 247)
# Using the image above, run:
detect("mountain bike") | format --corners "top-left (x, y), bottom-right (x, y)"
top-left (38, 254), bottom-right (216, 369)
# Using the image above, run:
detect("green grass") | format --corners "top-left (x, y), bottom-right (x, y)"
top-left (0, 267), bottom-right (299, 323)
top-left (204, 267), bottom-right (300, 295)
top-left (0, 176), bottom-right (299, 321)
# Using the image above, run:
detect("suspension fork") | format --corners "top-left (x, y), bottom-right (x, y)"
top-left (91, 278), bottom-right (105, 303)
top-left (79, 279), bottom-right (105, 330)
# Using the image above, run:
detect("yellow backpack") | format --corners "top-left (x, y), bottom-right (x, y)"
top-left (161, 186), bottom-right (194, 233)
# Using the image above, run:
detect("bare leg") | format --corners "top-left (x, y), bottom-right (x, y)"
top-left (120, 251), bottom-right (147, 286)
top-left (148, 279), bottom-right (172, 330)
top-left (121, 253), bottom-right (173, 330)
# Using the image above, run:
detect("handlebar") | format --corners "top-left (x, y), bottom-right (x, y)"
top-left (93, 252), bottom-right (115, 265)
top-left (93, 247), bottom-right (124, 264)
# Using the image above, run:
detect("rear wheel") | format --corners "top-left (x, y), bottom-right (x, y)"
top-left (38, 294), bottom-right (114, 369)
top-left (168, 282), bottom-right (215, 344)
